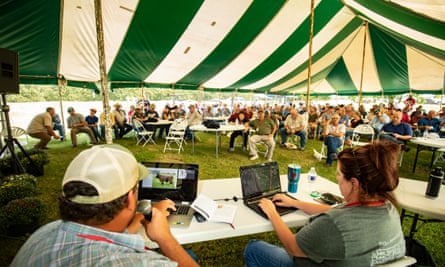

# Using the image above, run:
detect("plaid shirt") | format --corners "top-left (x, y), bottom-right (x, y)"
top-left (11, 220), bottom-right (177, 267)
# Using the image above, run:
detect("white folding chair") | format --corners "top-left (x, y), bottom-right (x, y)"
top-left (351, 124), bottom-right (374, 146)
top-left (375, 256), bottom-right (416, 267)
top-left (1, 126), bottom-right (29, 150)
top-left (132, 120), bottom-right (155, 146)
top-left (163, 119), bottom-right (187, 153)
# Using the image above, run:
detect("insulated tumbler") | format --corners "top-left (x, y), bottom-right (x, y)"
top-left (287, 164), bottom-right (301, 193)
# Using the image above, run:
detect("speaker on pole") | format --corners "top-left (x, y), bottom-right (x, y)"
top-left (0, 48), bottom-right (19, 94)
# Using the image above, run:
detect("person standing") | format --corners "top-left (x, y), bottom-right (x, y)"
top-left (27, 107), bottom-right (60, 149)
top-left (11, 144), bottom-right (198, 267)
top-left (67, 107), bottom-right (97, 147)
top-left (244, 141), bottom-right (405, 267)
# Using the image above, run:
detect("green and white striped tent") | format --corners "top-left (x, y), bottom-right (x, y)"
top-left (1, 0), bottom-right (444, 96)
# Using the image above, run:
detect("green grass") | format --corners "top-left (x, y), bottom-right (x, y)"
top-left (1, 133), bottom-right (444, 266)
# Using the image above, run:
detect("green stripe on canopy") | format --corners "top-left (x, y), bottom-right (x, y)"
top-left (231, 0), bottom-right (345, 89)
top-left (0, 0), bottom-right (60, 78)
top-left (178, 0), bottom-right (287, 86)
top-left (108, 0), bottom-right (204, 81)
top-left (370, 24), bottom-right (409, 94)
top-left (258, 18), bottom-right (363, 92)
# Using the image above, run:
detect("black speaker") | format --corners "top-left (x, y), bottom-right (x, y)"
top-left (0, 48), bottom-right (19, 94)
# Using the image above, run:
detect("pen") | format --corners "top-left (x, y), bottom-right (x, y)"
top-left (229, 223), bottom-right (235, 230)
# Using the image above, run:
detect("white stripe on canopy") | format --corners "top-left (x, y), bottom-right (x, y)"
top-left (407, 47), bottom-right (445, 90)
top-left (203, 0), bottom-right (318, 88)
top-left (146, 0), bottom-right (252, 84)
top-left (245, 7), bottom-right (354, 92)
top-left (60, 0), bottom-right (137, 81)
top-left (270, 17), bottom-right (359, 93)
top-left (345, 0), bottom-right (445, 51)
top-left (343, 26), bottom-right (382, 93)
top-left (390, 0), bottom-right (445, 22)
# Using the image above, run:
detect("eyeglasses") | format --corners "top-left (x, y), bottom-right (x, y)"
top-left (351, 149), bottom-right (361, 180)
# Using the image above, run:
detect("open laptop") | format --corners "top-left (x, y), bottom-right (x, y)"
top-left (240, 161), bottom-right (298, 219)
top-left (138, 162), bottom-right (199, 228)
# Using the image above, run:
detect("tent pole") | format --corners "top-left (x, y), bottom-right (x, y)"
top-left (94, 0), bottom-right (112, 144)
top-left (358, 22), bottom-right (368, 107)
top-left (305, 0), bottom-right (315, 110)
top-left (57, 76), bottom-right (66, 138)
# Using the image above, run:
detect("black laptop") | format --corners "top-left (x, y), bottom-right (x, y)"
top-left (139, 162), bottom-right (199, 228)
top-left (240, 161), bottom-right (298, 219)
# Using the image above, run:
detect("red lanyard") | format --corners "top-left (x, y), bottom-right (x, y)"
top-left (344, 201), bottom-right (385, 207)
top-left (76, 234), bottom-right (151, 250)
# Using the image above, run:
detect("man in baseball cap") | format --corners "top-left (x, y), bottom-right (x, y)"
top-left (11, 144), bottom-right (199, 266)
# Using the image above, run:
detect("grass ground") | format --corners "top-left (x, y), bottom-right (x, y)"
top-left (1, 132), bottom-right (444, 266)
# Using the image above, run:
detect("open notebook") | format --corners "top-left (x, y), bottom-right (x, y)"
top-left (240, 161), bottom-right (297, 219)
top-left (138, 162), bottom-right (199, 228)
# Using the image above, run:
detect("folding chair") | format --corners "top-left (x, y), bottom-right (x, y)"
top-left (163, 119), bottom-right (187, 153)
top-left (351, 124), bottom-right (374, 146)
top-left (132, 120), bottom-right (155, 146)
top-left (1, 126), bottom-right (29, 153)
top-left (374, 256), bottom-right (416, 267)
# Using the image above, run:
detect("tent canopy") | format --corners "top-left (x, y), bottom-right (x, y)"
top-left (1, 0), bottom-right (444, 96)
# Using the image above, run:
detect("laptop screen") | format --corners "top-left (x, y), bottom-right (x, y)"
top-left (240, 161), bottom-right (281, 199)
top-left (138, 162), bottom-right (199, 202)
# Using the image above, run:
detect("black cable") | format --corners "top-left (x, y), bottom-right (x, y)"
top-left (213, 196), bottom-right (242, 202)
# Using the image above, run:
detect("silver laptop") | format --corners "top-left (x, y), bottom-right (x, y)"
top-left (240, 161), bottom-right (297, 219)
top-left (138, 162), bottom-right (199, 228)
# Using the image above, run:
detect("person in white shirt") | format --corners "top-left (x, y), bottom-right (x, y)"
top-left (279, 109), bottom-right (307, 150)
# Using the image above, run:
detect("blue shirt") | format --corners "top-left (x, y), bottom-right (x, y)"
top-left (11, 220), bottom-right (176, 267)
top-left (418, 117), bottom-right (441, 133)
top-left (381, 122), bottom-right (413, 136)
top-left (85, 115), bottom-right (99, 126)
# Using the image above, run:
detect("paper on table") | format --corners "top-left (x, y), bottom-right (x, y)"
top-left (191, 194), bottom-right (237, 224)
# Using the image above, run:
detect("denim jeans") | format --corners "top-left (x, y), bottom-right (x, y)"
top-left (324, 135), bottom-right (342, 164)
top-left (244, 240), bottom-right (294, 267)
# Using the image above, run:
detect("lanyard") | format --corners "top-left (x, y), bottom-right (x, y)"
top-left (344, 201), bottom-right (385, 207)
top-left (76, 234), bottom-right (151, 250)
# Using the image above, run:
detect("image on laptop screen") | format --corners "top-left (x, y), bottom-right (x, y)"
top-left (139, 162), bottom-right (199, 202)
top-left (240, 162), bottom-right (281, 198)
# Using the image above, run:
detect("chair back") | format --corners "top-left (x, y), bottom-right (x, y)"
top-left (132, 119), bottom-right (146, 132)
top-left (352, 124), bottom-right (375, 146)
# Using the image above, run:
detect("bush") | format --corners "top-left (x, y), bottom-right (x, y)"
top-left (0, 173), bottom-right (37, 206)
top-left (0, 149), bottom-right (49, 177)
top-left (0, 197), bottom-right (45, 236)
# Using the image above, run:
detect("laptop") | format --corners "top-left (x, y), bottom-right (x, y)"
top-left (138, 162), bottom-right (199, 228)
top-left (240, 161), bottom-right (298, 219)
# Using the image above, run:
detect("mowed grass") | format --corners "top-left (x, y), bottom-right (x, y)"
top-left (1, 132), bottom-right (444, 266)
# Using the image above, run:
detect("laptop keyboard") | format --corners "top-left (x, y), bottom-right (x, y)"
top-left (172, 205), bottom-right (190, 215)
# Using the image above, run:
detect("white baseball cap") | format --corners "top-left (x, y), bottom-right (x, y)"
top-left (62, 144), bottom-right (148, 204)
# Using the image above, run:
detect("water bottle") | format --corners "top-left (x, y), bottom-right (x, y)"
top-left (425, 167), bottom-right (443, 198)
top-left (423, 128), bottom-right (429, 138)
top-left (308, 167), bottom-right (319, 196)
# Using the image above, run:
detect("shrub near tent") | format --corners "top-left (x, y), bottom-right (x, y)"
top-left (0, 174), bottom-right (45, 236)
